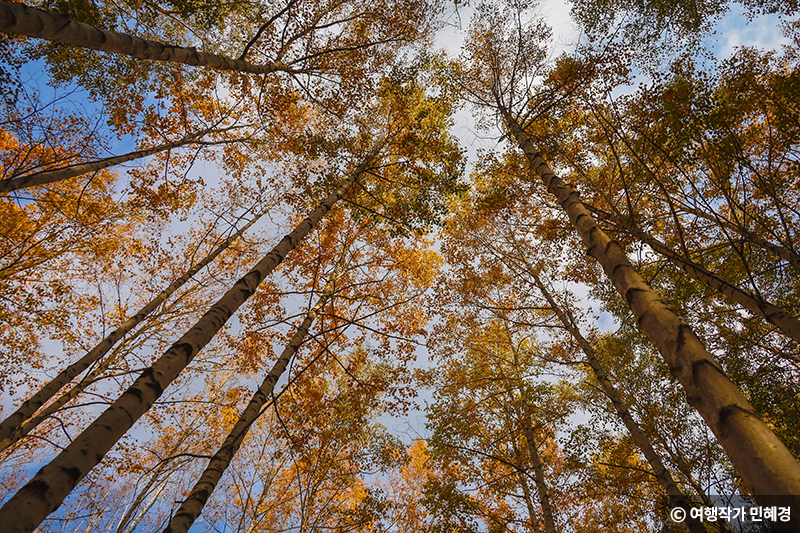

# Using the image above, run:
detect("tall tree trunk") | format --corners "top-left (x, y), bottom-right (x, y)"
top-left (2, 328), bottom-right (139, 454)
top-left (507, 342), bottom-right (558, 533)
top-left (499, 106), bottom-right (800, 511)
top-left (588, 205), bottom-right (800, 344)
top-left (0, 127), bottom-right (231, 193)
top-left (0, 1), bottom-right (287, 75)
top-left (0, 208), bottom-right (267, 452)
top-left (518, 403), bottom-right (558, 533)
top-left (164, 253), bottom-right (345, 533)
top-left (0, 147), bottom-right (381, 533)
top-left (523, 263), bottom-right (707, 533)
top-left (512, 438), bottom-right (542, 532)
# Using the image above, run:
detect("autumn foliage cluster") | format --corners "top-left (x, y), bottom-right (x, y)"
top-left (0, 0), bottom-right (799, 531)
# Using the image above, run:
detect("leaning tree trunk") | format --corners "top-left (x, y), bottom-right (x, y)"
top-left (0, 126), bottom-right (229, 193)
top-left (164, 258), bottom-right (344, 533)
top-left (2, 327), bottom-right (141, 454)
top-left (0, 208), bottom-right (268, 452)
top-left (588, 205), bottom-right (800, 345)
top-left (499, 106), bottom-right (800, 512)
top-left (0, 147), bottom-right (381, 533)
top-left (0, 1), bottom-right (286, 74)
top-left (525, 265), bottom-right (706, 533)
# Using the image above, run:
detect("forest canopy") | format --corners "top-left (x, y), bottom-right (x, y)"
top-left (0, 0), bottom-right (799, 531)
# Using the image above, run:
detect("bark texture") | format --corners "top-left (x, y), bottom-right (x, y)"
top-left (165, 270), bottom-right (339, 533)
top-left (0, 210), bottom-right (265, 452)
top-left (589, 205), bottom-right (800, 344)
top-left (0, 149), bottom-right (379, 533)
top-left (0, 1), bottom-right (285, 74)
top-left (501, 108), bottom-right (800, 511)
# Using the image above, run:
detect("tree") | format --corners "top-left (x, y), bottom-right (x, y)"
top-left (534, 45), bottom-right (800, 458)
top-left (0, 55), bottom-right (464, 528)
top-left (0, 0), bottom-right (438, 85)
top-left (163, 242), bottom-right (347, 532)
top-left (453, 1), bottom-right (800, 507)
top-left (0, 123), bottom-right (255, 193)
top-left (423, 312), bottom-right (575, 532)
top-left (0, 202), bottom-right (271, 453)
top-left (431, 160), bottom-right (709, 530)
top-left (587, 205), bottom-right (800, 344)
top-left (0, 139), bottom-right (143, 396)
top-left (2, 0), bottom-right (800, 530)
top-left (0, 144), bottom-right (381, 533)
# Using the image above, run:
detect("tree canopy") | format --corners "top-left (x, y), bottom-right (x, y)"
top-left (0, 0), bottom-right (798, 531)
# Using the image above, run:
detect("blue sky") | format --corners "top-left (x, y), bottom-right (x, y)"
top-left (1, 2), bottom-right (796, 529)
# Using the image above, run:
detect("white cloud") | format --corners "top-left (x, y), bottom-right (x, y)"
top-left (712, 5), bottom-right (791, 56)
